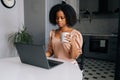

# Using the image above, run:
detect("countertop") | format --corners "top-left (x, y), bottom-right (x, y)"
top-left (82, 33), bottom-right (118, 37)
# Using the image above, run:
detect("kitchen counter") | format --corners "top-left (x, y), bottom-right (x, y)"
top-left (82, 33), bottom-right (117, 61)
top-left (82, 33), bottom-right (118, 37)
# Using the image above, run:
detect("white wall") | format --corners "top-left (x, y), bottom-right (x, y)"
top-left (0, 0), bottom-right (24, 58)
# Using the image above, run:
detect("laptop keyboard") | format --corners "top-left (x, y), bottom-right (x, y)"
top-left (48, 59), bottom-right (63, 68)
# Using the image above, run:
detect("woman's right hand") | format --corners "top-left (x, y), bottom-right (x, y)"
top-left (46, 51), bottom-right (51, 57)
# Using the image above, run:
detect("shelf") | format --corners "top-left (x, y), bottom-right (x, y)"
top-left (80, 13), bottom-right (119, 19)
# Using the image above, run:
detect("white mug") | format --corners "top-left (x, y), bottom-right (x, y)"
top-left (61, 32), bottom-right (70, 43)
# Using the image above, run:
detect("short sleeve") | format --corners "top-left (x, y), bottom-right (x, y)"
top-left (70, 30), bottom-right (83, 58)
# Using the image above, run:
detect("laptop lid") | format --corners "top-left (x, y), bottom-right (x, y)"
top-left (15, 43), bottom-right (51, 69)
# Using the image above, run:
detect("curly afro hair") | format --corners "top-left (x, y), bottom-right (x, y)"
top-left (49, 1), bottom-right (77, 27)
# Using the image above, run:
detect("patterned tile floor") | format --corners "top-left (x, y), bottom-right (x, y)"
top-left (82, 58), bottom-right (115, 80)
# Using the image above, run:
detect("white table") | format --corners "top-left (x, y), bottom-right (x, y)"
top-left (0, 57), bottom-right (83, 80)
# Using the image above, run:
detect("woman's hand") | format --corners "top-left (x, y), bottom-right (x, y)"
top-left (46, 52), bottom-right (51, 57)
top-left (64, 34), bottom-right (72, 43)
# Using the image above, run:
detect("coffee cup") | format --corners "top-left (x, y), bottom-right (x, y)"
top-left (61, 32), bottom-right (70, 42)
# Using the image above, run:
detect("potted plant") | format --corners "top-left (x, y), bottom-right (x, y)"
top-left (8, 26), bottom-right (33, 44)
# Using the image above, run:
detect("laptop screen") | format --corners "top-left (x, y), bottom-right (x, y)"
top-left (15, 43), bottom-right (63, 69)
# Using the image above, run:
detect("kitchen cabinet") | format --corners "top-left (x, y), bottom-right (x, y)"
top-left (79, 0), bottom-right (119, 19)
top-left (83, 34), bottom-right (117, 61)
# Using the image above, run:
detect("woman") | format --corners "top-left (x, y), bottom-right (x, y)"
top-left (46, 1), bottom-right (83, 65)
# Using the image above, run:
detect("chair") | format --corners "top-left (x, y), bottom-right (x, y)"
top-left (76, 42), bottom-right (85, 70)
top-left (76, 53), bottom-right (84, 70)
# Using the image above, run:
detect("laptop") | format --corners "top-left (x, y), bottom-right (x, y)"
top-left (15, 43), bottom-right (63, 69)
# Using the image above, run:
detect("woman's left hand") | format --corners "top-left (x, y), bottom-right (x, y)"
top-left (64, 34), bottom-right (72, 43)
